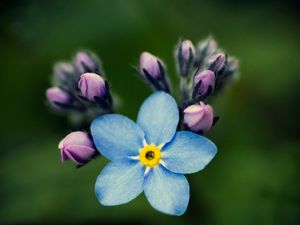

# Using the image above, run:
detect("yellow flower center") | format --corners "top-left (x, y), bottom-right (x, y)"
top-left (139, 144), bottom-right (161, 167)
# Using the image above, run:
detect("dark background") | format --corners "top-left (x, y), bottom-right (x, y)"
top-left (0, 0), bottom-right (299, 224)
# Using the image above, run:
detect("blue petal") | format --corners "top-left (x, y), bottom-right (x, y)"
top-left (137, 92), bottom-right (179, 146)
top-left (143, 165), bottom-right (189, 216)
top-left (91, 114), bottom-right (145, 161)
top-left (162, 131), bottom-right (217, 174)
top-left (95, 160), bottom-right (145, 206)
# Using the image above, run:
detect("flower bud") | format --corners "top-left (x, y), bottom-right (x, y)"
top-left (193, 70), bottom-right (215, 96)
top-left (176, 40), bottom-right (195, 77)
top-left (179, 40), bottom-right (195, 63)
top-left (198, 37), bottom-right (217, 56)
top-left (78, 73), bottom-right (106, 101)
top-left (183, 102), bottom-right (214, 132)
top-left (46, 87), bottom-right (72, 109)
top-left (59, 131), bottom-right (97, 165)
top-left (195, 37), bottom-right (218, 68)
top-left (54, 62), bottom-right (75, 80)
top-left (75, 51), bottom-right (99, 74)
top-left (139, 51), bottom-right (163, 79)
top-left (207, 53), bottom-right (226, 72)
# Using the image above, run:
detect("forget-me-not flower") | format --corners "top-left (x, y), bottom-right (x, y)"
top-left (91, 91), bottom-right (217, 216)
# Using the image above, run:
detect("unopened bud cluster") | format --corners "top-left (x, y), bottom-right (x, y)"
top-left (137, 36), bottom-right (239, 133)
top-left (46, 51), bottom-right (113, 125)
top-left (46, 51), bottom-right (115, 166)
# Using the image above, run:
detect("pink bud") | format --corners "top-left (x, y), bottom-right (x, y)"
top-left (46, 87), bottom-right (72, 109)
top-left (54, 63), bottom-right (74, 80)
top-left (78, 73), bottom-right (106, 101)
top-left (139, 52), bottom-right (163, 79)
top-left (198, 37), bottom-right (218, 56)
top-left (75, 51), bottom-right (99, 74)
top-left (194, 70), bottom-right (215, 96)
top-left (59, 131), bottom-right (97, 165)
top-left (183, 102), bottom-right (214, 132)
top-left (180, 40), bottom-right (195, 62)
top-left (207, 53), bottom-right (226, 72)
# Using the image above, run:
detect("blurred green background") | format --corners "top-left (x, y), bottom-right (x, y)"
top-left (1, 0), bottom-right (299, 224)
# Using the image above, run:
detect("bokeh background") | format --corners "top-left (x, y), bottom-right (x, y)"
top-left (1, 0), bottom-right (299, 224)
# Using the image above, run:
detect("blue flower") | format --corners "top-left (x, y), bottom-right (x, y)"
top-left (91, 91), bottom-right (217, 216)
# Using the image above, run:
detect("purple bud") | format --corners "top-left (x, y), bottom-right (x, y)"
top-left (139, 52), bottom-right (163, 79)
top-left (207, 53), bottom-right (226, 72)
top-left (183, 102), bottom-right (214, 132)
top-left (198, 37), bottom-right (217, 56)
top-left (46, 87), bottom-right (72, 109)
top-left (179, 40), bottom-right (195, 62)
top-left (75, 51), bottom-right (99, 74)
top-left (54, 63), bottom-right (75, 80)
top-left (194, 70), bottom-right (215, 96)
top-left (78, 73), bottom-right (106, 101)
top-left (176, 40), bottom-right (196, 77)
top-left (58, 131), bottom-right (97, 165)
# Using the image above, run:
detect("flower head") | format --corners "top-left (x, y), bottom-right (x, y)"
top-left (59, 131), bottom-right (97, 165)
top-left (91, 92), bottom-right (217, 215)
